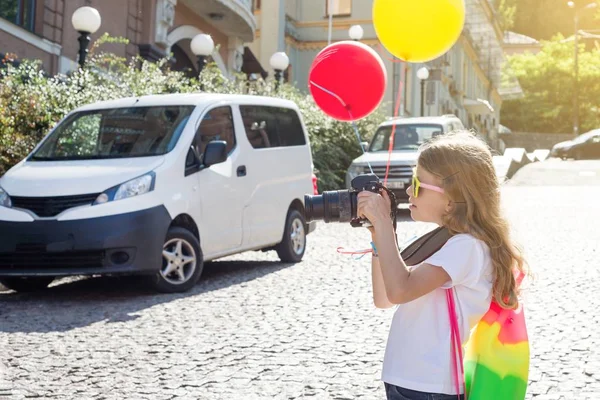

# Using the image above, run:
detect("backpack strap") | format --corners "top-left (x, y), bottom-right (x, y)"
top-left (447, 289), bottom-right (467, 400)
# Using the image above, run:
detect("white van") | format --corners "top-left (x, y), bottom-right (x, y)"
top-left (346, 115), bottom-right (464, 202)
top-left (0, 94), bottom-right (317, 293)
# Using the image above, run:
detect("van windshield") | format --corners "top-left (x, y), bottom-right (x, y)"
top-left (369, 124), bottom-right (444, 152)
top-left (30, 106), bottom-right (195, 161)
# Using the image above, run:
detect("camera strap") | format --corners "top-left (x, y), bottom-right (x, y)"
top-left (399, 226), bottom-right (452, 266)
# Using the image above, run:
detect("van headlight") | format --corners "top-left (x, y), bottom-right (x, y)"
top-left (94, 172), bottom-right (156, 205)
top-left (0, 186), bottom-right (11, 208)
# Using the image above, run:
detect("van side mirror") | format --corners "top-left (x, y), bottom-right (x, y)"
top-left (204, 140), bottom-right (227, 167)
top-left (361, 141), bottom-right (369, 152)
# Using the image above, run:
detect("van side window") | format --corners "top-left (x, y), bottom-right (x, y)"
top-left (240, 106), bottom-right (306, 149)
top-left (195, 107), bottom-right (236, 156)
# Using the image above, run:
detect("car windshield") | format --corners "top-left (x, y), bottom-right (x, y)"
top-left (575, 129), bottom-right (600, 143)
top-left (30, 106), bottom-right (195, 161)
top-left (369, 124), bottom-right (444, 152)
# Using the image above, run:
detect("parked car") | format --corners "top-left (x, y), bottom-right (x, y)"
top-left (346, 115), bottom-right (465, 202)
top-left (0, 94), bottom-right (317, 293)
top-left (550, 129), bottom-right (600, 160)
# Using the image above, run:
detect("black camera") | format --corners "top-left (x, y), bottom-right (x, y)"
top-left (304, 174), bottom-right (396, 228)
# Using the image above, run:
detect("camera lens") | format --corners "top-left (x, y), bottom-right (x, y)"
top-left (304, 190), bottom-right (356, 223)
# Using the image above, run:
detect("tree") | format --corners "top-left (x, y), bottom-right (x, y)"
top-left (498, 0), bottom-right (517, 31)
top-left (500, 35), bottom-right (600, 133)
top-left (512, 0), bottom-right (600, 40)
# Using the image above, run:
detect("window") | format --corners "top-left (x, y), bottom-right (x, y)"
top-left (30, 106), bottom-right (195, 160)
top-left (325, 0), bottom-right (351, 16)
top-left (240, 106), bottom-right (306, 149)
top-left (369, 124), bottom-right (445, 152)
top-left (195, 106), bottom-right (236, 156)
top-left (0, 0), bottom-right (36, 31)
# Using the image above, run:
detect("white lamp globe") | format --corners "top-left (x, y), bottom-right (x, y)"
top-left (270, 52), bottom-right (289, 71)
top-left (349, 25), bottom-right (364, 40)
top-left (417, 67), bottom-right (430, 81)
top-left (72, 6), bottom-right (101, 34)
top-left (191, 34), bottom-right (215, 56)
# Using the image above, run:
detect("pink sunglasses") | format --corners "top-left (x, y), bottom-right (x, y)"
top-left (412, 168), bottom-right (445, 198)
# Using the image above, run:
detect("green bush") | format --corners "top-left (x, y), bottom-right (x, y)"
top-left (0, 35), bottom-right (385, 190)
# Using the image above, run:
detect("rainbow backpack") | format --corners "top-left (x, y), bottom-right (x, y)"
top-left (401, 227), bottom-right (530, 400)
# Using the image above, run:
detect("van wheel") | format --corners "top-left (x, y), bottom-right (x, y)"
top-left (276, 209), bottom-right (306, 263)
top-left (148, 227), bottom-right (203, 293)
top-left (0, 277), bottom-right (54, 292)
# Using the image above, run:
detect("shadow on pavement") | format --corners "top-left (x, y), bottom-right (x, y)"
top-left (0, 257), bottom-right (290, 334)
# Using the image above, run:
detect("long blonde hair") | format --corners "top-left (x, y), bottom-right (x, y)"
top-left (418, 130), bottom-right (527, 309)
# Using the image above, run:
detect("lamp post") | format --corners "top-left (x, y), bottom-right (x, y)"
top-left (270, 52), bottom-right (289, 91)
top-left (417, 67), bottom-right (430, 117)
top-left (71, 6), bottom-right (101, 68)
top-left (190, 34), bottom-right (215, 75)
top-left (348, 25), bottom-right (364, 41)
top-left (568, 1), bottom-right (597, 137)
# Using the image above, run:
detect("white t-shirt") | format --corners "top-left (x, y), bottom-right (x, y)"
top-left (381, 233), bottom-right (493, 395)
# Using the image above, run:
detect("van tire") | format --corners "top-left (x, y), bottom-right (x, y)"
top-left (0, 277), bottom-right (54, 292)
top-left (276, 209), bottom-right (306, 263)
top-left (148, 227), bottom-right (203, 293)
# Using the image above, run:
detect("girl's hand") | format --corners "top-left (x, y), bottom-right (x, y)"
top-left (357, 189), bottom-right (392, 229)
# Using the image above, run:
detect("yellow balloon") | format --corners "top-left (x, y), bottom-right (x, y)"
top-left (373, 0), bottom-right (465, 63)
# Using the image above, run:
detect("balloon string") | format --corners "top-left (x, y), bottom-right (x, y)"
top-left (351, 121), bottom-right (374, 174)
top-left (309, 80), bottom-right (374, 175)
top-left (384, 64), bottom-right (404, 186)
top-left (336, 246), bottom-right (373, 260)
top-left (376, 42), bottom-right (404, 63)
top-left (308, 81), bottom-right (347, 107)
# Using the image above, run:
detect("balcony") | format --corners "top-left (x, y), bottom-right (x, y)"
top-left (180, 0), bottom-right (257, 42)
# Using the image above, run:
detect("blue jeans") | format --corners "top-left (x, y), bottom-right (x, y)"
top-left (384, 383), bottom-right (464, 400)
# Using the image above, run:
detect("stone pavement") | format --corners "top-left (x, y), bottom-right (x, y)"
top-left (0, 160), bottom-right (599, 399)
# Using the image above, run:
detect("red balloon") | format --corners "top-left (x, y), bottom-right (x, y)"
top-left (308, 41), bottom-right (387, 122)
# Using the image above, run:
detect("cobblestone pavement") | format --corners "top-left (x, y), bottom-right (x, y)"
top-left (0, 160), bottom-right (599, 399)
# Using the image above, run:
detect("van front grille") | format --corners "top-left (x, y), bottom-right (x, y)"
top-left (364, 165), bottom-right (413, 180)
top-left (11, 194), bottom-right (100, 217)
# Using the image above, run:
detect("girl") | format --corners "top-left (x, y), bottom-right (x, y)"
top-left (357, 131), bottom-right (527, 400)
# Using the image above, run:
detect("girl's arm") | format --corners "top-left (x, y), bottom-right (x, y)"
top-left (373, 220), bottom-right (451, 304)
top-left (371, 254), bottom-right (395, 309)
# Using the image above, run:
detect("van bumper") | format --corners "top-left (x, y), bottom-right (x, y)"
top-left (0, 206), bottom-right (171, 277)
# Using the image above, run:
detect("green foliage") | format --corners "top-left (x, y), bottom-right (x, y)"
top-left (512, 0), bottom-right (600, 40)
top-left (498, 0), bottom-right (517, 31)
top-left (500, 35), bottom-right (600, 133)
top-left (0, 36), bottom-right (385, 190)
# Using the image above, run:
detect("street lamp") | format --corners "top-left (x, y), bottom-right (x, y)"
top-left (568, 1), bottom-right (597, 137)
top-left (191, 34), bottom-right (215, 75)
top-left (348, 25), bottom-right (364, 41)
top-left (270, 52), bottom-right (289, 90)
top-left (71, 6), bottom-right (101, 68)
top-left (417, 67), bottom-right (430, 117)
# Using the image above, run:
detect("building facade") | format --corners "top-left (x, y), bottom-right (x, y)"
top-left (250, 0), bottom-right (523, 149)
top-left (1, 0), bottom-right (523, 150)
top-left (0, 0), bottom-right (262, 77)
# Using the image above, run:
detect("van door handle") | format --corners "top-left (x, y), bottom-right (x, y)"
top-left (237, 165), bottom-right (246, 177)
